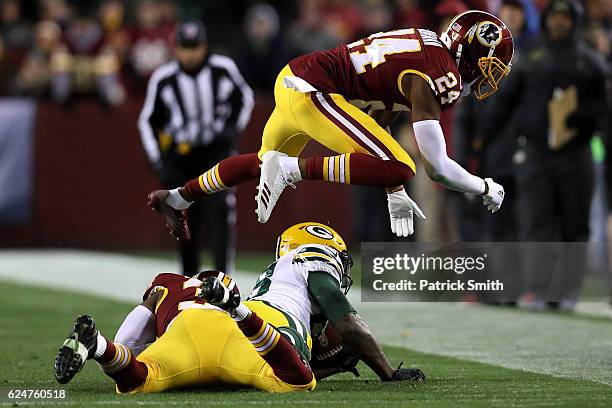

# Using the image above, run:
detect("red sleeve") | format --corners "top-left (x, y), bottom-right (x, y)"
top-left (424, 45), bottom-right (463, 111)
top-left (142, 273), bottom-right (185, 302)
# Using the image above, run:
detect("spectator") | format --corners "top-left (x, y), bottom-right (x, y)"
top-left (319, 0), bottom-right (364, 42)
top-left (56, 13), bottom-right (125, 106)
top-left (138, 21), bottom-right (254, 277)
top-left (98, 0), bottom-right (130, 66)
top-left (434, 0), bottom-right (468, 32)
top-left (393, 0), bottom-right (428, 29)
top-left (0, 0), bottom-right (32, 53)
top-left (16, 20), bottom-right (68, 100)
top-left (361, 0), bottom-right (393, 35)
top-left (239, 3), bottom-right (289, 93)
top-left (39, 0), bottom-right (74, 30)
top-left (127, 0), bottom-right (174, 92)
top-left (453, 0), bottom-right (533, 303)
top-left (480, 0), bottom-right (608, 310)
top-left (289, 0), bottom-right (342, 54)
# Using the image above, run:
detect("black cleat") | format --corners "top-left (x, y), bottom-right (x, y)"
top-left (198, 276), bottom-right (240, 311)
top-left (54, 315), bottom-right (98, 384)
top-left (390, 362), bottom-right (426, 382)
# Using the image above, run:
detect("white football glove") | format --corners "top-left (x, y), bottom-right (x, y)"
top-left (482, 177), bottom-right (505, 213)
top-left (387, 189), bottom-right (426, 237)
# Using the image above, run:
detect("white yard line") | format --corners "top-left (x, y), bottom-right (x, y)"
top-left (1, 250), bottom-right (611, 386)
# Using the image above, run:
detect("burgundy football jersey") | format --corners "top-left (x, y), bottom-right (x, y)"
top-left (288, 28), bottom-right (462, 111)
top-left (142, 272), bottom-right (219, 337)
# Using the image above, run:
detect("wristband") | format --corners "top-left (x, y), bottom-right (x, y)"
top-left (481, 179), bottom-right (489, 196)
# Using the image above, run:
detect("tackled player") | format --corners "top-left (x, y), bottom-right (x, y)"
top-left (148, 11), bottom-right (513, 239)
top-left (53, 222), bottom-right (424, 393)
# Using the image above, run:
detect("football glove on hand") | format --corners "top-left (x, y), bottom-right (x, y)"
top-left (390, 362), bottom-right (426, 382)
top-left (387, 189), bottom-right (426, 237)
top-left (197, 273), bottom-right (241, 311)
top-left (482, 178), bottom-right (505, 213)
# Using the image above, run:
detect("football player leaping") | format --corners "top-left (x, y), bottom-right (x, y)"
top-left (148, 11), bottom-right (513, 239)
top-left (54, 222), bottom-right (424, 393)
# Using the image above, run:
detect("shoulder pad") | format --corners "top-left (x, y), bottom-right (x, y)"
top-left (142, 273), bottom-right (184, 302)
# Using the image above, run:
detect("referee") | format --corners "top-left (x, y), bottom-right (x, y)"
top-left (138, 20), bottom-right (254, 276)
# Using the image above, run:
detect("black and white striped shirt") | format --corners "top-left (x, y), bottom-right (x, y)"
top-left (138, 54), bottom-right (254, 164)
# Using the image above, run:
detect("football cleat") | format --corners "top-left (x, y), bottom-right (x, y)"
top-left (390, 362), bottom-right (426, 382)
top-left (197, 274), bottom-right (241, 311)
top-left (54, 315), bottom-right (98, 384)
top-left (147, 190), bottom-right (191, 241)
top-left (255, 151), bottom-right (296, 223)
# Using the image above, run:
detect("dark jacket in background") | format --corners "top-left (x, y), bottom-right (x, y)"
top-left (480, 36), bottom-right (607, 155)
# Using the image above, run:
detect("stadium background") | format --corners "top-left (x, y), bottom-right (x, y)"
top-left (1, 1), bottom-right (612, 406)
top-left (1, 0), bottom-right (607, 252)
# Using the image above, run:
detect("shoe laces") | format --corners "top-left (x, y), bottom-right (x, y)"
top-left (276, 166), bottom-right (296, 191)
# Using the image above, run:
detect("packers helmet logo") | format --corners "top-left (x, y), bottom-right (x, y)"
top-left (475, 21), bottom-right (502, 48)
top-left (304, 225), bottom-right (334, 240)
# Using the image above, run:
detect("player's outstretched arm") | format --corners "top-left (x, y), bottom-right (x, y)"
top-left (308, 272), bottom-right (424, 382)
top-left (113, 292), bottom-right (159, 356)
top-left (403, 75), bottom-right (505, 213)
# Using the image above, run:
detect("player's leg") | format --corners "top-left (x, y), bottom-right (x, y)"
top-left (180, 67), bottom-right (308, 201)
top-left (148, 66), bottom-right (308, 236)
top-left (199, 275), bottom-right (315, 391)
top-left (297, 92), bottom-right (416, 186)
top-left (54, 315), bottom-right (148, 391)
top-left (255, 90), bottom-right (416, 222)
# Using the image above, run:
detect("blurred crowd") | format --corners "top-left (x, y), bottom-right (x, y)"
top-left (1, 0), bottom-right (611, 305)
top-left (1, 0), bottom-right (608, 102)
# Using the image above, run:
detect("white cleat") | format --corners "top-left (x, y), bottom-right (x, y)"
top-left (255, 151), bottom-right (297, 223)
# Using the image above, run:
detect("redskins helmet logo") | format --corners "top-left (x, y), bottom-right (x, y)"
top-left (304, 225), bottom-right (334, 240)
top-left (475, 21), bottom-right (502, 47)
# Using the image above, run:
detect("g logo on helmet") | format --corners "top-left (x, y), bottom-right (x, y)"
top-left (475, 21), bottom-right (502, 48)
top-left (304, 225), bottom-right (334, 240)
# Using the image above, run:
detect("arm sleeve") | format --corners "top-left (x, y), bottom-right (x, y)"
top-left (307, 272), bottom-right (356, 325)
top-left (114, 305), bottom-right (156, 356)
top-left (413, 119), bottom-right (486, 194)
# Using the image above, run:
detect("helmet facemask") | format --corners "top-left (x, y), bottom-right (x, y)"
top-left (339, 250), bottom-right (354, 295)
top-left (474, 56), bottom-right (511, 100)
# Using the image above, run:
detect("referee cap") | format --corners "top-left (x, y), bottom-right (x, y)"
top-left (176, 20), bottom-right (207, 47)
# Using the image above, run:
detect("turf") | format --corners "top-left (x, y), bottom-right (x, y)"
top-left (1, 281), bottom-right (611, 407)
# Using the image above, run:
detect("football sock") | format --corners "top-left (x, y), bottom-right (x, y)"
top-left (236, 310), bottom-right (313, 385)
top-left (166, 188), bottom-right (191, 210)
top-left (278, 156), bottom-right (302, 182)
top-left (183, 153), bottom-right (261, 200)
top-left (94, 337), bottom-right (148, 392)
top-left (304, 153), bottom-right (414, 187)
top-left (94, 333), bottom-right (107, 358)
top-left (231, 304), bottom-right (252, 321)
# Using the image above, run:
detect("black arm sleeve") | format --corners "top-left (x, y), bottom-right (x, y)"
top-left (307, 272), bottom-right (356, 325)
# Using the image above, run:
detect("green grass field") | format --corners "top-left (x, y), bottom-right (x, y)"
top-left (2, 281), bottom-right (611, 407)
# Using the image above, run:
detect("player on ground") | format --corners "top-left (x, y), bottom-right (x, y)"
top-left (244, 222), bottom-right (425, 381)
top-left (148, 11), bottom-right (513, 239)
top-left (54, 270), bottom-right (316, 393)
top-left (53, 222), bottom-right (424, 392)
